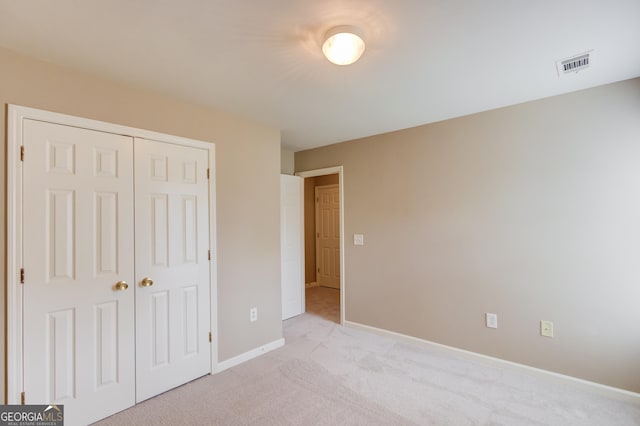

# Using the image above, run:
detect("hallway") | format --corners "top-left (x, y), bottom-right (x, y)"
top-left (305, 286), bottom-right (340, 324)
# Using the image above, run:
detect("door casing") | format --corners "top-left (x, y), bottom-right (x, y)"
top-left (6, 104), bottom-right (218, 404)
top-left (295, 167), bottom-right (345, 325)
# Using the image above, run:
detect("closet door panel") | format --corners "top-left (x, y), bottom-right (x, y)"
top-left (134, 138), bottom-right (211, 402)
top-left (22, 119), bottom-right (135, 425)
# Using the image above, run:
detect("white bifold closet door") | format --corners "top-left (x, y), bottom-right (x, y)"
top-left (21, 120), bottom-right (212, 424)
top-left (134, 138), bottom-right (211, 402)
top-left (22, 119), bottom-right (136, 426)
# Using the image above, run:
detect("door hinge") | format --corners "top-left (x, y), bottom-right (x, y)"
top-left (207, 168), bottom-right (210, 179)
top-left (21, 391), bottom-right (25, 405)
top-left (209, 332), bottom-right (212, 343)
top-left (208, 250), bottom-right (211, 261)
top-left (20, 146), bottom-right (24, 161)
top-left (317, 268), bottom-right (320, 273)
top-left (20, 268), bottom-right (25, 284)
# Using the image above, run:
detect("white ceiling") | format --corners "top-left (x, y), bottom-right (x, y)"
top-left (1, 1), bottom-right (639, 151)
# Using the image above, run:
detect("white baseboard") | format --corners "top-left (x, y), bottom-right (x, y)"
top-left (305, 282), bottom-right (319, 288)
top-left (214, 338), bottom-right (285, 373)
top-left (343, 320), bottom-right (640, 403)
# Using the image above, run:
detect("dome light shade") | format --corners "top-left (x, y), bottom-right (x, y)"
top-left (322, 25), bottom-right (366, 65)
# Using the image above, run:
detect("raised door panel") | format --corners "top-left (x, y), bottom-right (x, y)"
top-left (95, 192), bottom-right (119, 275)
top-left (151, 194), bottom-right (169, 267)
top-left (95, 301), bottom-right (119, 387)
top-left (47, 309), bottom-right (76, 402)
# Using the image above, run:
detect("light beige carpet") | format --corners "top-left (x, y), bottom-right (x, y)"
top-left (97, 309), bottom-right (640, 425)
top-left (97, 356), bottom-right (412, 425)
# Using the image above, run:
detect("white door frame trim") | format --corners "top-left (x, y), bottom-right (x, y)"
top-left (295, 166), bottom-right (345, 325)
top-left (6, 104), bottom-right (219, 404)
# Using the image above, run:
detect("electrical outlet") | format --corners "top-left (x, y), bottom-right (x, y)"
top-left (354, 234), bottom-right (364, 246)
top-left (540, 320), bottom-right (554, 337)
top-left (486, 313), bottom-right (498, 329)
top-left (250, 307), bottom-right (258, 322)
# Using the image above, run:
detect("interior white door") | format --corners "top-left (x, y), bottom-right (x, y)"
top-left (281, 175), bottom-right (304, 320)
top-left (134, 138), bottom-right (211, 402)
top-left (316, 185), bottom-right (340, 289)
top-left (22, 119), bottom-right (135, 425)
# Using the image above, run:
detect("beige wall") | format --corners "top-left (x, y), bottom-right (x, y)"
top-left (0, 47), bottom-right (283, 402)
top-left (281, 148), bottom-right (295, 175)
top-left (303, 174), bottom-right (340, 283)
top-left (296, 78), bottom-right (640, 393)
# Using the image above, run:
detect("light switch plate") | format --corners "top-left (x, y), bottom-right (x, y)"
top-left (354, 234), bottom-right (364, 246)
top-left (486, 313), bottom-right (498, 329)
top-left (540, 320), bottom-right (554, 337)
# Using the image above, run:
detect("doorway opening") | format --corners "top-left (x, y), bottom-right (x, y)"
top-left (296, 167), bottom-right (344, 324)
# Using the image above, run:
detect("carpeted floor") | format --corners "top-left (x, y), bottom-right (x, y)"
top-left (97, 354), bottom-right (409, 425)
top-left (96, 289), bottom-right (640, 425)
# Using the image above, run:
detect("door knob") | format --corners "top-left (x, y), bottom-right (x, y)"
top-left (114, 281), bottom-right (129, 291)
top-left (140, 277), bottom-right (154, 287)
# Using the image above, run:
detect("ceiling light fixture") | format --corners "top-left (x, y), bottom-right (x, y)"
top-left (322, 25), bottom-right (366, 66)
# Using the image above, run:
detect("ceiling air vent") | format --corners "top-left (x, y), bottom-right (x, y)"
top-left (556, 50), bottom-right (593, 77)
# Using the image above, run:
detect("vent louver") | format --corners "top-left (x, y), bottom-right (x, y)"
top-left (556, 51), bottom-right (593, 77)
